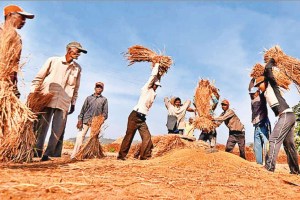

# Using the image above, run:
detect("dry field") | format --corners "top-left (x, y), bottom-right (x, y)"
top-left (0, 136), bottom-right (300, 200)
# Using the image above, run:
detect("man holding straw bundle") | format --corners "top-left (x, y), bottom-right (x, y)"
top-left (1, 5), bottom-right (34, 98)
top-left (31, 42), bottom-right (87, 161)
top-left (255, 58), bottom-right (299, 174)
top-left (214, 99), bottom-right (246, 159)
top-left (117, 63), bottom-right (161, 160)
top-left (71, 81), bottom-right (108, 159)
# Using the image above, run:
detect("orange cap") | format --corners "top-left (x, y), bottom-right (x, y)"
top-left (4, 5), bottom-right (34, 19)
top-left (221, 99), bottom-right (230, 105)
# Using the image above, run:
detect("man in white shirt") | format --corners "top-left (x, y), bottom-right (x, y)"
top-left (32, 42), bottom-right (87, 161)
top-left (118, 63), bottom-right (161, 160)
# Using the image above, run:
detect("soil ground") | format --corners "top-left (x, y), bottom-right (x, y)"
top-left (0, 138), bottom-right (300, 200)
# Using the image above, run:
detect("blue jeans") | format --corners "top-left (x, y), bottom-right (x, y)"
top-left (253, 118), bottom-right (271, 165)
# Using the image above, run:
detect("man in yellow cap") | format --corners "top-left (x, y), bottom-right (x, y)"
top-left (31, 41), bottom-right (87, 161)
top-left (71, 81), bottom-right (108, 159)
top-left (1, 5), bottom-right (34, 97)
top-left (214, 99), bottom-right (246, 159)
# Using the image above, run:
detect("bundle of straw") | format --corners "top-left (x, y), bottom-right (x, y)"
top-left (264, 45), bottom-right (300, 88)
top-left (124, 45), bottom-right (173, 76)
top-left (0, 23), bottom-right (36, 163)
top-left (193, 79), bottom-right (220, 132)
top-left (250, 63), bottom-right (291, 90)
top-left (26, 87), bottom-right (54, 113)
top-left (75, 115), bottom-right (105, 160)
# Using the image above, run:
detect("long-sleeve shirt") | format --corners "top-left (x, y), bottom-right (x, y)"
top-left (251, 93), bottom-right (268, 125)
top-left (264, 63), bottom-right (290, 116)
top-left (78, 94), bottom-right (108, 124)
top-left (0, 24), bottom-right (21, 97)
top-left (214, 109), bottom-right (244, 132)
top-left (164, 98), bottom-right (191, 129)
top-left (133, 63), bottom-right (159, 115)
top-left (31, 56), bottom-right (81, 112)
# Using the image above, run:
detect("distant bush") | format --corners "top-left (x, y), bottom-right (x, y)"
top-left (108, 147), bottom-right (116, 153)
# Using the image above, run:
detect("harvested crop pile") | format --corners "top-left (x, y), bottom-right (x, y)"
top-left (75, 115), bottom-right (105, 160)
top-left (193, 79), bottom-right (220, 132)
top-left (124, 45), bottom-right (173, 76)
top-left (250, 63), bottom-right (292, 90)
top-left (264, 45), bottom-right (300, 90)
top-left (130, 134), bottom-right (186, 158)
top-left (0, 22), bottom-right (36, 163)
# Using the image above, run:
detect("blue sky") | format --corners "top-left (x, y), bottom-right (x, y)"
top-left (1, 1), bottom-right (300, 144)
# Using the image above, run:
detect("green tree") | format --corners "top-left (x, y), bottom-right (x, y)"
top-left (293, 101), bottom-right (300, 153)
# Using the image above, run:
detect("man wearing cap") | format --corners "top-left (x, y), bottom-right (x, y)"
top-left (255, 58), bottom-right (299, 174)
top-left (31, 41), bottom-right (87, 161)
top-left (118, 63), bottom-right (161, 160)
top-left (214, 99), bottom-right (246, 159)
top-left (248, 80), bottom-right (271, 165)
top-left (1, 5), bottom-right (34, 98)
top-left (70, 82), bottom-right (108, 159)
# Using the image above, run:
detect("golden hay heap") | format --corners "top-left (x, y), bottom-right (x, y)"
top-left (75, 115), bottom-right (105, 160)
top-left (124, 45), bottom-right (173, 76)
top-left (0, 23), bottom-right (36, 163)
top-left (131, 135), bottom-right (185, 158)
top-left (250, 63), bottom-right (291, 90)
top-left (194, 79), bottom-right (219, 132)
top-left (264, 45), bottom-right (300, 88)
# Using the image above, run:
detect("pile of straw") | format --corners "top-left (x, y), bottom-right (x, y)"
top-left (75, 115), bottom-right (105, 160)
top-left (0, 23), bottom-right (36, 162)
top-left (250, 63), bottom-right (291, 90)
top-left (193, 79), bottom-right (219, 132)
top-left (124, 45), bottom-right (173, 76)
top-left (131, 135), bottom-right (185, 158)
top-left (26, 87), bottom-right (53, 113)
top-left (264, 45), bottom-right (300, 89)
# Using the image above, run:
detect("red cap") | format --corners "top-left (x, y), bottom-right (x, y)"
top-left (221, 99), bottom-right (230, 105)
top-left (4, 5), bottom-right (34, 19)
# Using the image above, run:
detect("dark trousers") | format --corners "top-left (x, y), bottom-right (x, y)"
top-left (199, 130), bottom-right (217, 147)
top-left (265, 112), bottom-right (299, 173)
top-left (118, 111), bottom-right (153, 160)
top-left (225, 131), bottom-right (246, 159)
top-left (35, 107), bottom-right (67, 157)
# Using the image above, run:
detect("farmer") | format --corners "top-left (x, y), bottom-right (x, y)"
top-left (248, 84), bottom-right (271, 165)
top-left (214, 99), bottom-right (246, 159)
top-left (31, 41), bottom-right (87, 161)
top-left (1, 5), bottom-right (34, 98)
top-left (164, 97), bottom-right (195, 134)
top-left (255, 58), bottom-right (299, 174)
top-left (71, 82), bottom-right (108, 159)
top-left (184, 117), bottom-right (195, 137)
top-left (117, 63), bottom-right (161, 160)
